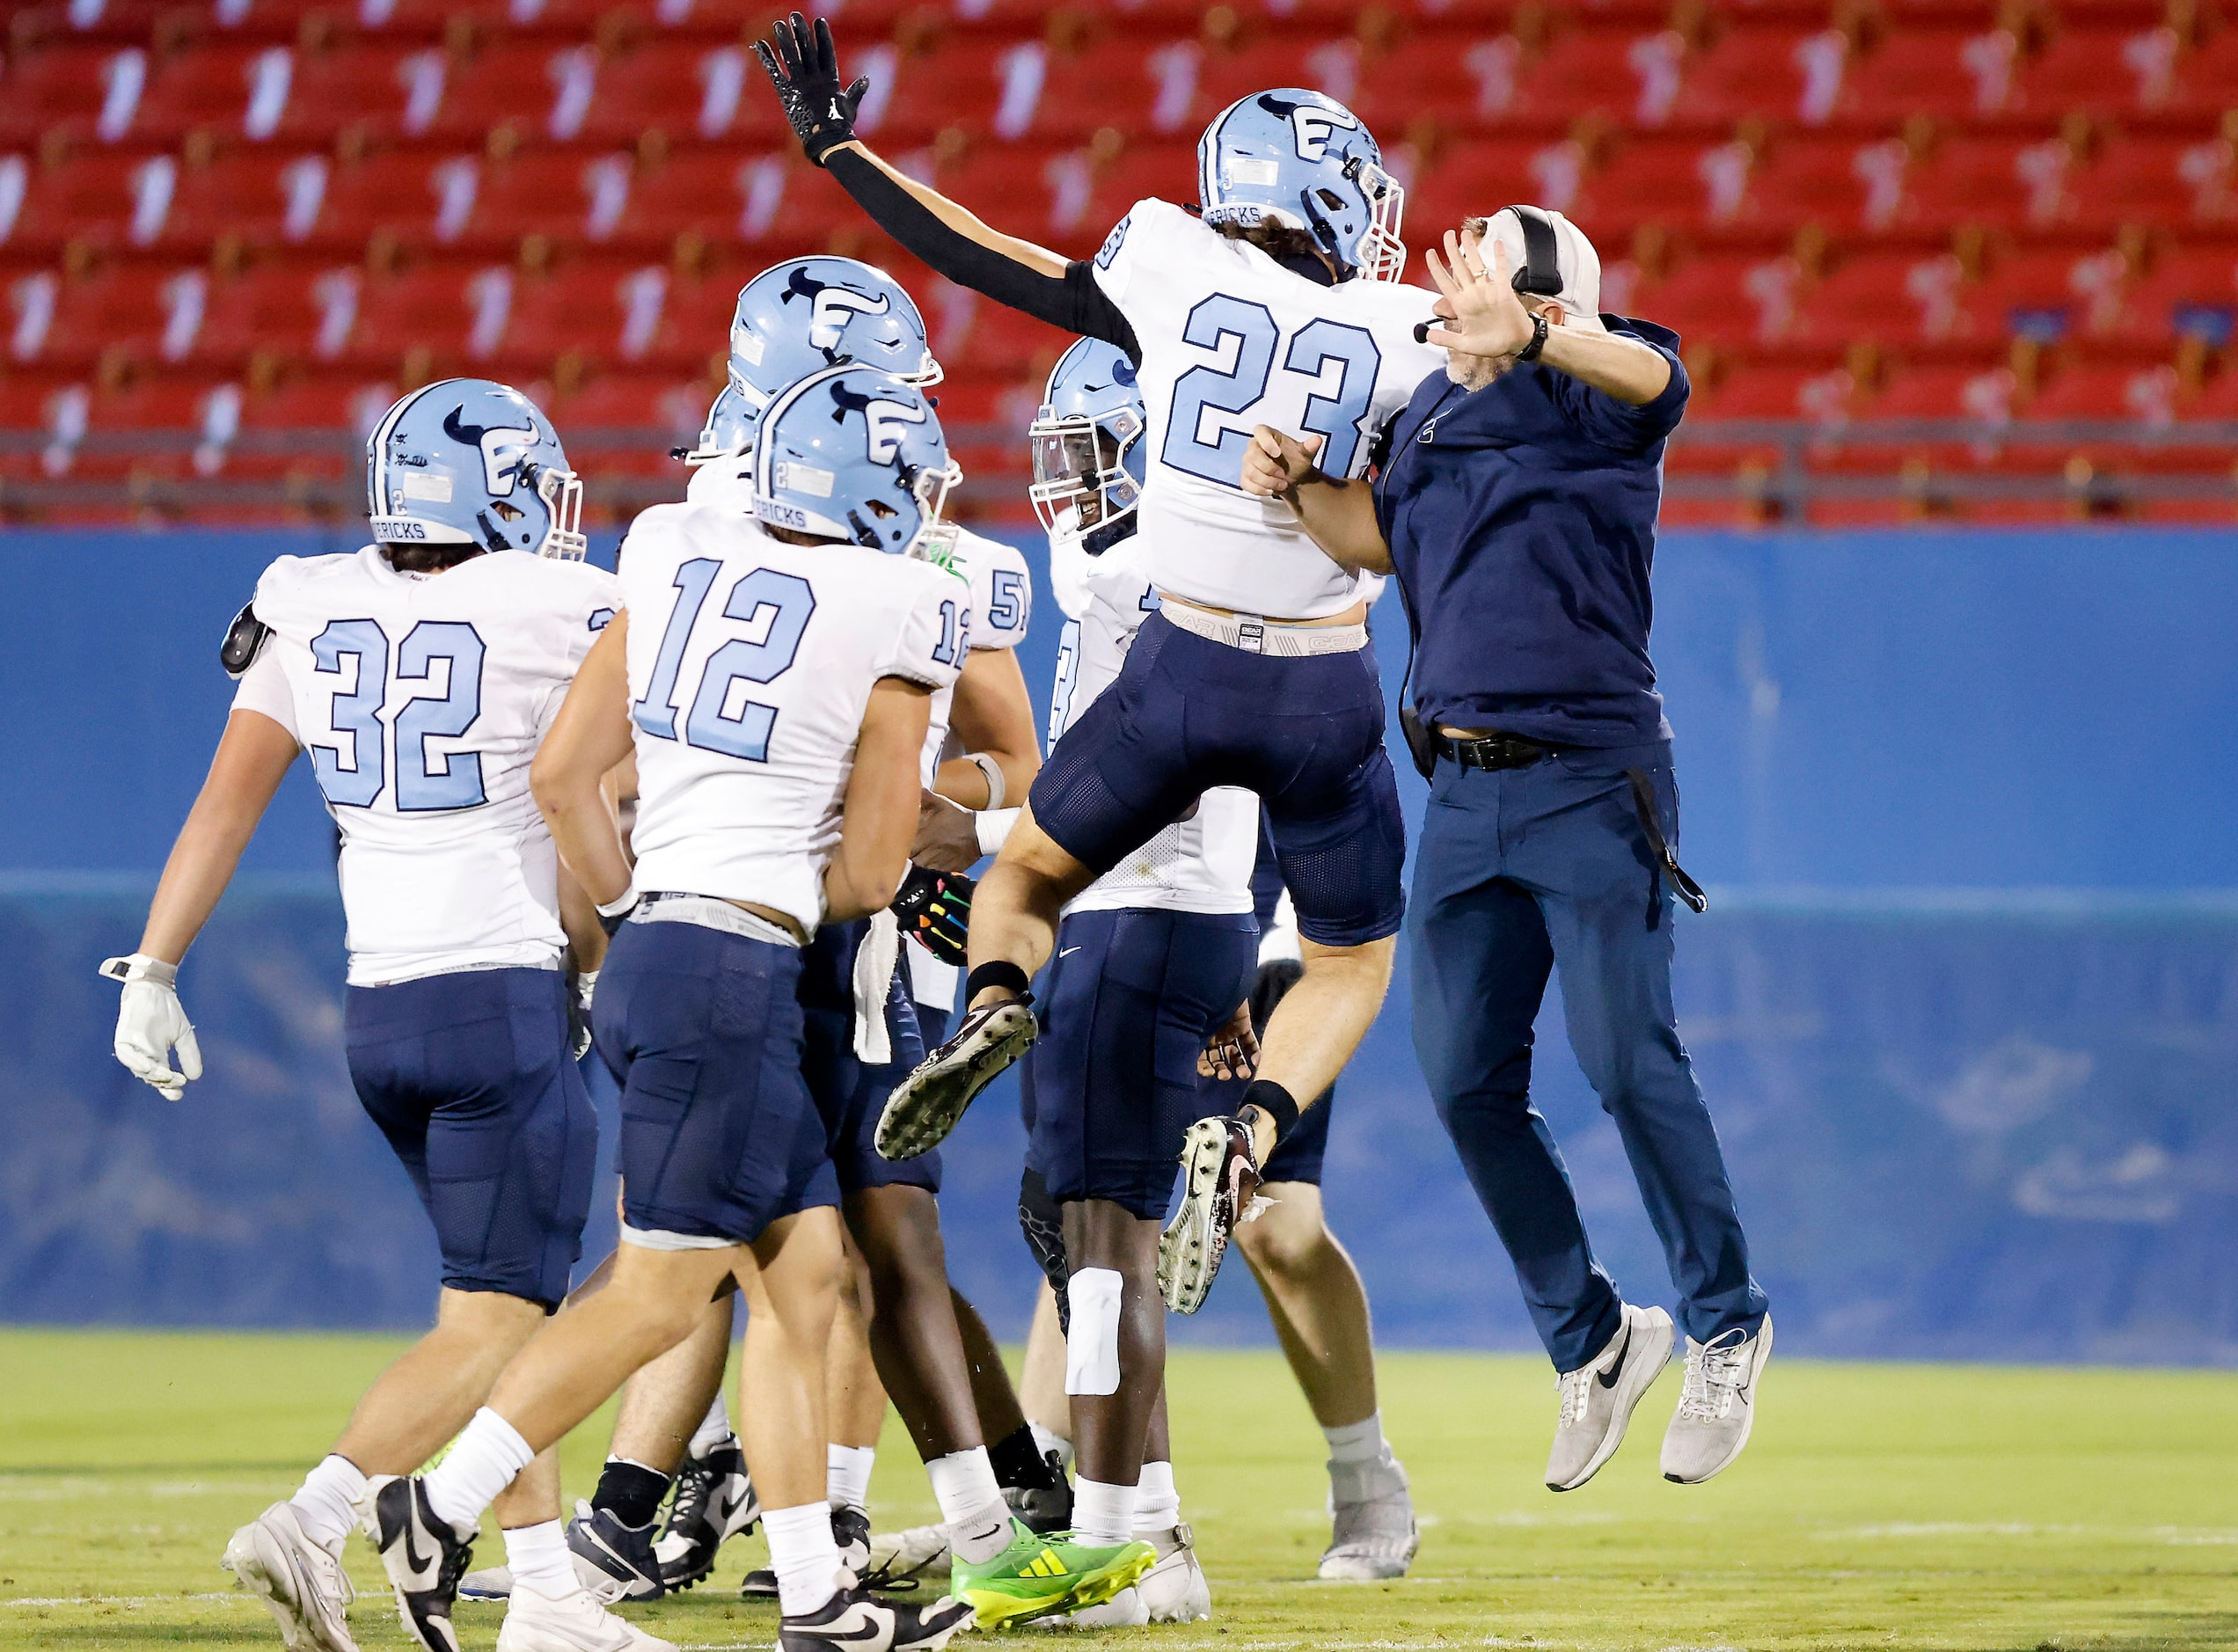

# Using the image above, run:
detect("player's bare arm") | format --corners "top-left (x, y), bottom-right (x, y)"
top-left (938, 646), bottom-right (1040, 808)
top-left (135, 709), bottom-right (300, 967)
top-left (1425, 228), bottom-right (1671, 406)
top-left (826, 676), bottom-right (934, 922)
top-left (1240, 428), bottom-right (1393, 576)
top-left (530, 617), bottom-right (637, 910)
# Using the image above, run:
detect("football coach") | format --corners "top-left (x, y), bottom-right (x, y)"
top-left (1242, 207), bottom-right (1769, 1495)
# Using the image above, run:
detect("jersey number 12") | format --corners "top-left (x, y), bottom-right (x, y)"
top-left (633, 558), bottom-right (816, 762)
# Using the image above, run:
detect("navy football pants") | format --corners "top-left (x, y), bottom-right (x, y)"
top-left (1407, 741), bottom-right (1766, 1372)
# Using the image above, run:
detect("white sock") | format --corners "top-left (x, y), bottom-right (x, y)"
top-left (1071, 1476), bottom-right (1137, 1546)
top-left (289, 1454), bottom-right (365, 1553)
top-left (502, 1519), bottom-right (574, 1600)
top-left (1322, 1412), bottom-right (1388, 1466)
top-left (826, 1444), bottom-right (875, 1512)
top-left (763, 1500), bottom-right (843, 1618)
top-left (421, 1407), bottom-right (535, 1537)
top-left (1134, 1460), bottom-right (1180, 1534)
top-left (1028, 1422), bottom-right (1074, 1473)
top-left (688, 1393), bottom-right (735, 1458)
top-left (925, 1446), bottom-right (1010, 1564)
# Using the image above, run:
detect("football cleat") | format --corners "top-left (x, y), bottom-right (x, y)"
top-left (779, 1578), bottom-right (976, 1652)
top-left (1661, 1313), bottom-right (1773, 1485)
top-left (457, 1547), bottom-right (633, 1603)
top-left (1547, 1302), bottom-right (1675, 1493)
top-left (1158, 1114), bottom-right (1262, 1313)
top-left (655, 1441), bottom-right (758, 1591)
top-left (221, 1500), bottom-right (361, 1652)
top-left (365, 1475), bottom-right (474, 1652)
top-left (950, 1521), bottom-right (1155, 1630)
top-left (495, 1583), bottom-right (677, 1652)
top-left (862, 1522), bottom-right (948, 1590)
top-left (1026, 1586), bottom-right (1149, 1630)
top-left (875, 998), bottom-right (1038, 1160)
top-left (566, 1500), bottom-right (663, 1603)
top-left (1137, 1524), bottom-right (1213, 1621)
top-left (1004, 1462), bottom-right (1074, 1537)
top-left (1320, 1458), bottom-right (1421, 1581)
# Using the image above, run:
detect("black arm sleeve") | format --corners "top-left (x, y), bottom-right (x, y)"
top-left (824, 149), bottom-right (1139, 361)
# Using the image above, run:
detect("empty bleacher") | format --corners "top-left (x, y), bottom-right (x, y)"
top-left (1, 0), bottom-right (2233, 525)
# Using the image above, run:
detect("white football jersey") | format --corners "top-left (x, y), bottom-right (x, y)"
top-left (618, 502), bottom-right (964, 934)
top-left (1090, 197), bottom-right (1443, 619)
top-left (1046, 531), bottom-right (1257, 919)
top-left (230, 545), bottom-right (622, 987)
top-left (905, 524), bottom-right (1035, 1009)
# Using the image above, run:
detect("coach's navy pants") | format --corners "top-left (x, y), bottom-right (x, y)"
top-left (1407, 740), bottom-right (1766, 1372)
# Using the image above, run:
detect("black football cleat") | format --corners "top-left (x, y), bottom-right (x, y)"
top-left (566, 1500), bottom-right (663, 1602)
top-left (365, 1475), bottom-right (473, 1652)
top-left (779, 1579), bottom-right (976, 1652)
top-left (655, 1441), bottom-right (759, 1591)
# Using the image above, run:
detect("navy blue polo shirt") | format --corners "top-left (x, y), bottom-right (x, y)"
top-left (1374, 316), bottom-right (1689, 749)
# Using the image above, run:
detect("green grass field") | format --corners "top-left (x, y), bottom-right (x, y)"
top-left (1, 1329), bottom-right (2233, 1651)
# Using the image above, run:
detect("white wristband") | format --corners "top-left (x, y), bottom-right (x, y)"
top-left (596, 885), bottom-right (640, 920)
top-left (99, 954), bottom-right (179, 988)
top-left (967, 752), bottom-right (1006, 812)
top-left (976, 808), bottom-right (1020, 858)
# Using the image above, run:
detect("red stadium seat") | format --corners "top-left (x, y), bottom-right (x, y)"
top-left (2070, 137), bottom-right (2238, 234)
top-left (1575, 136), bottom-right (1752, 236)
top-left (3, 149), bottom-right (145, 255)
top-left (1904, 135), bottom-right (2077, 233)
top-left (1839, 27), bottom-right (2012, 124)
top-left (1747, 135), bottom-right (1915, 235)
top-left (1515, 28), bottom-right (1689, 130)
top-left (1791, 250), bottom-right (1975, 346)
top-left (1638, 252), bottom-right (1804, 347)
top-left (577, 41), bottom-right (789, 149)
top-left (1676, 26), bottom-right (1853, 131)
top-left (0, 43), bottom-right (150, 148)
top-left (2118, 246), bottom-right (2238, 346)
top-left (1349, 31), bottom-right (1532, 136)
top-left (1962, 245), bottom-right (2132, 342)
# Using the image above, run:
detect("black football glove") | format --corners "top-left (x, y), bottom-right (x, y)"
top-left (756, 11), bottom-right (870, 167)
top-left (892, 864), bottom-right (972, 968)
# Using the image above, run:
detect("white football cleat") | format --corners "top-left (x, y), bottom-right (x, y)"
top-left (496, 1585), bottom-right (676, 1652)
top-left (1135, 1524), bottom-right (1211, 1622)
top-left (1661, 1313), bottom-right (1773, 1484)
top-left (1320, 1457), bottom-right (1420, 1581)
top-left (1546, 1302), bottom-right (1676, 1492)
top-left (1027, 1586), bottom-right (1150, 1629)
top-left (222, 1501), bottom-right (361, 1652)
top-left (863, 1520), bottom-right (952, 1589)
top-left (876, 998), bottom-right (1038, 1160)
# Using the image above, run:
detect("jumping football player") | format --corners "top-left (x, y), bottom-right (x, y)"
top-left (100, 381), bottom-right (643, 1652)
top-left (757, 15), bottom-right (1444, 1313)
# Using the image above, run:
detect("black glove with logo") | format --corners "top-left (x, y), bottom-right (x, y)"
top-left (892, 864), bottom-right (973, 968)
top-left (756, 11), bottom-right (870, 167)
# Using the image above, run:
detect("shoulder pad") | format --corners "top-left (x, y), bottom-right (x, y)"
top-left (220, 601), bottom-right (271, 681)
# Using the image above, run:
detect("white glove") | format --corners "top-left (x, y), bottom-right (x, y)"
top-left (99, 954), bottom-right (201, 1101)
top-left (571, 970), bottom-right (598, 1061)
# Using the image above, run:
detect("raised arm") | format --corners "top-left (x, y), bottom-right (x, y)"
top-left (757, 13), bottom-right (1137, 353)
top-left (1425, 228), bottom-right (1672, 406)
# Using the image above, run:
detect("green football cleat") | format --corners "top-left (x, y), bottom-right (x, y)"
top-left (949, 1522), bottom-right (1155, 1629)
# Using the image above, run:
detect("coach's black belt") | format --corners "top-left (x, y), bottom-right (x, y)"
top-left (1434, 730), bottom-right (1560, 771)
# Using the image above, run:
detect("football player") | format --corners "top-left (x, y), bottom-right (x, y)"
top-left (100, 381), bottom-right (646, 1652)
top-left (367, 366), bottom-right (1145, 1652)
top-left (1020, 340), bottom-right (1415, 1602)
top-left (757, 16), bottom-right (1444, 1321)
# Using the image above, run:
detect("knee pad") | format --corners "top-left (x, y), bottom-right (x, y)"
top-left (1064, 1267), bottom-right (1123, 1397)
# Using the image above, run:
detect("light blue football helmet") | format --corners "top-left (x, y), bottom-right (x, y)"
top-left (1029, 338), bottom-right (1145, 558)
top-left (753, 363), bottom-right (959, 559)
top-left (682, 386), bottom-right (758, 513)
top-left (728, 257), bottom-right (940, 437)
top-left (367, 378), bottom-right (585, 559)
top-left (1197, 89), bottom-right (1407, 283)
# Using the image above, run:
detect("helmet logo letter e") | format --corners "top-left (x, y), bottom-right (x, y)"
top-left (1288, 105), bottom-right (1356, 161)
top-left (864, 398), bottom-right (927, 463)
top-left (808, 285), bottom-right (891, 352)
top-left (442, 406), bottom-right (538, 495)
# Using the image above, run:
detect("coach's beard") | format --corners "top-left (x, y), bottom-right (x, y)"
top-left (1444, 348), bottom-right (1510, 392)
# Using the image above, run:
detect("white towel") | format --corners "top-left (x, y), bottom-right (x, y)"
top-left (852, 908), bottom-right (901, 1064)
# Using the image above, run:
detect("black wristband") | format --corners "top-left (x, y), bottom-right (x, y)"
top-left (965, 961), bottom-right (1033, 1005)
top-left (1516, 310), bottom-right (1551, 362)
top-left (1240, 1079), bottom-right (1301, 1144)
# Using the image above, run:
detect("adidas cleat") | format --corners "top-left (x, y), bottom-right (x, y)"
top-left (1158, 1114), bottom-right (1261, 1314)
top-left (779, 1580), bottom-right (975, 1651)
top-left (221, 1500), bottom-right (361, 1652)
top-left (875, 998), bottom-right (1038, 1160)
top-left (365, 1474), bottom-right (473, 1652)
top-left (951, 1522), bottom-right (1155, 1630)
top-left (654, 1441), bottom-right (758, 1591)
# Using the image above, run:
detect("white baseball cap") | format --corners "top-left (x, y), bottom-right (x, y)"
top-left (1475, 205), bottom-right (1605, 330)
